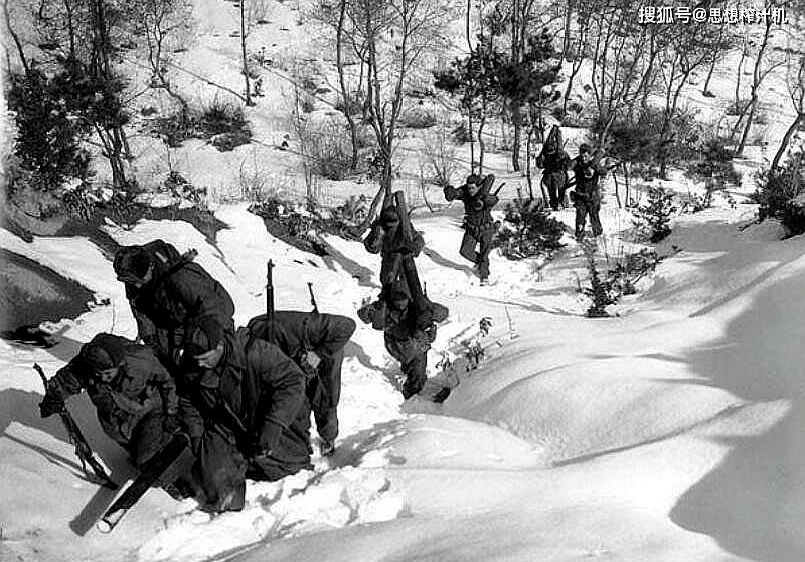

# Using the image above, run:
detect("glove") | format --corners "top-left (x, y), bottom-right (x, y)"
top-left (301, 350), bottom-right (321, 373)
top-left (253, 420), bottom-right (283, 457)
top-left (39, 393), bottom-right (62, 418)
top-left (162, 413), bottom-right (182, 436)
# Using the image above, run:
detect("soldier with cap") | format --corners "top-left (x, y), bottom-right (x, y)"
top-left (358, 279), bottom-right (443, 399)
top-left (39, 333), bottom-right (184, 469)
top-left (112, 240), bottom-right (235, 375)
top-left (176, 326), bottom-right (312, 512)
top-left (443, 173), bottom-right (499, 282)
top-left (570, 144), bottom-right (607, 240)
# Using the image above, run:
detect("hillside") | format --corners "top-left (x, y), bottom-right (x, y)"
top-left (3, 0), bottom-right (805, 560)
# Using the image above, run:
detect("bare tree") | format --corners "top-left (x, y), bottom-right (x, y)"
top-left (732, 2), bottom-right (786, 155)
top-left (331, 0), bottom-right (457, 231)
top-left (656, 21), bottom-right (721, 178)
top-left (587, 0), bottom-right (653, 146)
top-left (128, 0), bottom-right (195, 114)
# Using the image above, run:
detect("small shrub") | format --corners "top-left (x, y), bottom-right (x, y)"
top-left (334, 92), bottom-right (362, 116)
top-left (198, 97), bottom-right (251, 137)
top-left (299, 121), bottom-right (353, 181)
top-left (582, 240), bottom-right (613, 318)
top-left (327, 194), bottom-right (368, 229)
top-left (633, 186), bottom-right (677, 242)
top-left (149, 98), bottom-right (252, 151)
top-left (164, 171), bottom-right (206, 203)
top-left (422, 122), bottom-right (458, 188)
top-left (452, 122), bottom-right (472, 144)
top-left (604, 248), bottom-right (662, 298)
top-left (400, 105), bottom-right (438, 129)
top-left (494, 196), bottom-right (566, 259)
top-left (753, 147), bottom-right (805, 234)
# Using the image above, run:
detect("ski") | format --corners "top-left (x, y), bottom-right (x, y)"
top-left (97, 432), bottom-right (189, 533)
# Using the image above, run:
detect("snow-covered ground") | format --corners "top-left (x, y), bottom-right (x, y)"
top-left (4, 0), bottom-right (805, 559)
top-left (2, 193), bottom-right (805, 561)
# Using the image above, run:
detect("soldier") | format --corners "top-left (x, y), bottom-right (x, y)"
top-left (177, 327), bottom-right (312, 513)
top-left (246, 310), bottom-right (356, 457)
top-left (38, 333), bottom-right (184, 471)
top-left (363, 204), bottom-right (425, 295)
top-left (357, 281), bottom-right (440, 399)
top-left (570, 144), bottom-right (607, 240)
top-left (112, 240), bottom-right (235, 374)
top-left (443, 173), bottom-right (499, 282)
top-left (535, 126), bottom-right (571, 210)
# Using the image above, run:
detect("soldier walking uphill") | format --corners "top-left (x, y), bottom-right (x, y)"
top-left (570, 144), bottom-right (608, 241)
top-left (39, 333), bottom-right (194, 493)
top-left (443, 173), bottom-right (499, 282)
top-left (246, 310), bottom-right (356, 457)
top-left (535, 126), bottom-right (571, 210)
top-left (113, 240), bottom-right (235, 375)
top-left (360, 197), bottom-right (448, 399)
top-left (177, 327), bottom-right (312, 513)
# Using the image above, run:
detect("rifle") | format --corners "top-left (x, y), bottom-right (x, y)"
top-left (307, 282), bottom-right (319, 314)
top-left (33, 364), bottom-right (118, 490)
top-left (493, 182), bottom-right (506, 197)
top-left (266, 260), bottom-right (275, 340)
top-left (97, 433), bottom-right (189, 533)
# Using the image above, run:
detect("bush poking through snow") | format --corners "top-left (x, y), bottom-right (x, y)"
top-left (494, 196), bottom-right (565, 260)
top-left (604, 249), bottom-right (662, 299)
top-left (581, 240), bottom-right (614, 318)
top-left (297, 121), bottom-right (354, 181)
top-left (148, 99), bottom-right (252, 151)
top-left (249, 195), bottom-right (367, 255)
top-left (163, 171), bottom-right (207, 204)
top-left (633, 186), bottom-right (677, 242)
top-left (754, 148), bottom-right (805, 235)
top-left (422, 122), bottom-right (458, 188)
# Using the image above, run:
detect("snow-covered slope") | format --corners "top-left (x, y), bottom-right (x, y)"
top-left (2, 198), bottom-right (804, 562)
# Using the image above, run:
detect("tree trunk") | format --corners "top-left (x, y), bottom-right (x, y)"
top-left (511, 102), bottom-right (522, 171)
top-left (701, 28), bottom-right (723, 95)
top-left (4, 0), bottom-right (29, 74)
top-left (737, 20), bottom-right (773, 156)
top-left (468, 113), bottom-right (475, 169)
top-left (771, 114), bottom-right (803, 172)
top-left (563, 0), bottom-right (573, 60)
top-left (240, 1), bottom-right (253, 106)
top-left (477, 115), bottom-right (487, 173)
top-left (336, 0), bottom-right (359, 170)
top-left (526, 125), bottom-right (534, 200)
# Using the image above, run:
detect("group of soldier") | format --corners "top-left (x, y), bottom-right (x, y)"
top-left (442, 127), bottom-right (609, 282)
top-left (36, 128), bottom-right (607, 515)
top-left (40, 240), bottom-right (357, 513)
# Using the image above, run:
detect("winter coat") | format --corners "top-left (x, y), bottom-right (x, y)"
top-left (443, 174), bottom-right (499, 234)
top-left (181, 327), bottom-right (311, 469)
top-left (364, 221), bottom-right (425, 288)
top-left (535, 149), bottom-right (571, 174)
top-left (246, 310), bottom-right (356, 410)
top-left (572, 159), bottom-right (607, 207)
top-left (47, 334), bottom-right (178, 446)
top-left (122, 242), bottom-right (235, 365)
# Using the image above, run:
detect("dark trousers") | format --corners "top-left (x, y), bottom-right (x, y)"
top-left (459, 228), bottom-right (493, 278)
top-left (575, 203), bottom-right (603, 239)
top-left (308, 349), bottom-right (342, 442)
top-left (542, 172), bottom-right (568, 210)
top-left (384, 334), bottom-right (428, 398)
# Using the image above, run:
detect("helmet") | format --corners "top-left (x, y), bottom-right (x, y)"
top-left (113, 247), bottom-right (151, 283)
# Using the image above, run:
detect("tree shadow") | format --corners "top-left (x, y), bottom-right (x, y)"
top-left (421, 247), bottom-right (474, 276)
top-left (670, 257), bottom-right (805, 561)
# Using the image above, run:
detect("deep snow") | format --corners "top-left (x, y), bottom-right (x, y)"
top-left (2, 197), bottom-right (805, 562)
